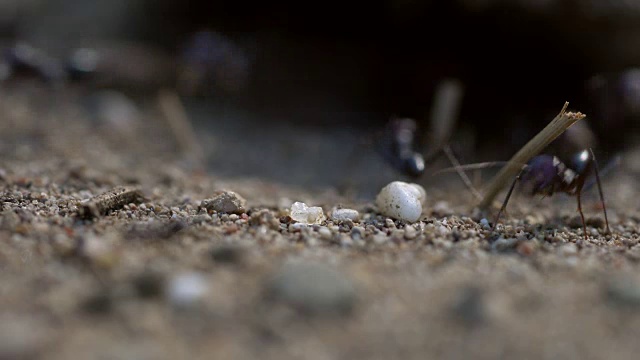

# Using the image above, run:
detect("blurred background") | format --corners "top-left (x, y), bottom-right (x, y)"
top-left (1, 0), bottom-right (640, 196)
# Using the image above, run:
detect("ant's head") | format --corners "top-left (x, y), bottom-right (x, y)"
top-left (521, 155), bottom-right (560, 196)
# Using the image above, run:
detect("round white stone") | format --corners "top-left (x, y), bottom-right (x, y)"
top-left (375, 181), bottom-right (427, 223)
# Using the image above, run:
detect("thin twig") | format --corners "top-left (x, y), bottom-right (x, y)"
top-left (478, 102), bottom-right (585, 209)
top-left (443, 144), bottom-right (484, 201)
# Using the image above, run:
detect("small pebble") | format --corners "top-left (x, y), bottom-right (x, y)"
top-left (404, 225), bottom-right (418, 240)
top-left (331, 208), bottom-right (359, 222)
top-left (201, 191), bottom-right (247, 214)
top-left (265, 262), bottom-right (356, 316)
top-left (385, 218), bottom-right (396, 229)
top-left (290, 202), bottom-right (326, 225)
top-left (317, 227), bottom-right (333, 240)
top-left (373, 233), bottom-right (388, 245)
top-left (166, 273), bottom-right (209, 309)
top-left (192, 214), bottom-right (211, 224)
top-left (351, 226), bottom-right (365, 240)
top-left (375, 181), bottom-right (427, 223)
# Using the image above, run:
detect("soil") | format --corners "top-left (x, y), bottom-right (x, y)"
top-left (2, 83), bottom-right (640, 360)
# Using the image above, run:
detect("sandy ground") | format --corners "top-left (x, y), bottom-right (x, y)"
top-left (2, 84), bottom-right (640, 360)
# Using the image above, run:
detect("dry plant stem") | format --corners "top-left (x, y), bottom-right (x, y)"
top-left (478, 102), bottom-right (585, 209)
top-left (443, 144), bottom-right (484, 201)
top-left (158, 89), bottom-right (205, 165)
top-left (423, 79), bottom-right (464, 163)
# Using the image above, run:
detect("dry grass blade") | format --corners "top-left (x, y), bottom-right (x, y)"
top-left (478, 102), bottom-right (585, 209)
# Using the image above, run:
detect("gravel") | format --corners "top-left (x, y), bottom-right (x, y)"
top-left (1, 84), bottom-right (639, 359)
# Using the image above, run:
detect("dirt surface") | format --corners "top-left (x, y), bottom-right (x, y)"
top-left (2, 84), bottom-right (640, 360)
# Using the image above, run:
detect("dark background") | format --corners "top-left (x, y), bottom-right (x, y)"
top-left (2, 0), bottom-right (640, 190)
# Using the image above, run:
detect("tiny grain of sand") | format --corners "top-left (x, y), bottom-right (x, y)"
top-left (1, 86), bottom-right (640, 360)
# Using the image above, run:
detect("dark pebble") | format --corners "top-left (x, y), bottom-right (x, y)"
top-left (133, 272), bottom-right (165, 299)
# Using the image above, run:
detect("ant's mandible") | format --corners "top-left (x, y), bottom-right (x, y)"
top-left (493, 148), bottom-right (610, 240)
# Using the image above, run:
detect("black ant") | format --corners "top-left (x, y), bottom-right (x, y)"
top-left (493, 148), bottom-right (610, 240)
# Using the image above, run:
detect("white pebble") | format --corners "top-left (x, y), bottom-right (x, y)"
top-left (290, 202), bottom-right (326, 225)
top-left (167, 273), bottom-right (208, 308)
top-left (375, 181), bottom-right (427, 223)
top-left (331, 208), bottom-right (360, 222)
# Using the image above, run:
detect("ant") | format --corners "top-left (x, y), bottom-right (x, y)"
top-left (493, 148), bottom-right (610, 240)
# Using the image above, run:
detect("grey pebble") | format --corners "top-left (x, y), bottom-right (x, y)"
top-left (331, 208), bottom-right (360, 222)
top-left (200, 191), bottom-right (246, 214)
top-left (265, 262), bottom-right (357, 316)
top-left (491, 237), bottom-right (519, 252)
top-left (192, 214), bottom-right (211, 224)
top-left (351, 226), bottom-right (365, 240)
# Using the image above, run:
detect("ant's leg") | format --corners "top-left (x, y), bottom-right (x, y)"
top-left (492, 169), bottom-right (523, 232)
top-left (576, 188), bottom-right (588, 240)
top-left (589, 148), bottom-right (611, 234)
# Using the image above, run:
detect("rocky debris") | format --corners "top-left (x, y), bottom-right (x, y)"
top-left (200, 191), bottom-right (246, 215)
top-left (264, 262), bottom-right (357, 316)
top-left (289, 201), bottom-right (325, 225)
top-left (375, 181), bottom-right (427, 223)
